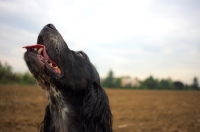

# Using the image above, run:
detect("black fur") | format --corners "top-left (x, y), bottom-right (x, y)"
top-left (24, 24), bottom-right (112, 132)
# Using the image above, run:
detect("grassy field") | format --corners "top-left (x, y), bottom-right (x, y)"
top-left (0, 85), bottom-right (200, 132)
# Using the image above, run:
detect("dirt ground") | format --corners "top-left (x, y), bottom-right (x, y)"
top-left (0, 85), bottom-right (200, 132)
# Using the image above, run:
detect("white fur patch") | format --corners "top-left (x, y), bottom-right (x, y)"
top-left (62, 107), bottom-right (69, 119)
top-left (45, 84), bottom-right (70, 132)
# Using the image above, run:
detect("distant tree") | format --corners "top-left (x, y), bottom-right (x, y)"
top-left (20, 72), bottom-right (36, 84)
top-left (114, 77), bottom-right (122, 88)
top-left (158, 78), bottom-right (174, 89)
top-left (142, 76), bottom-right (158, 89)
top-left (192, 77), bottom-right (199, 90)
top-left (102, 69), bottom-right (115, 88)
top-left (0, 61), bottom-right (14, 83)
top-left (0, 60), bottom-right (35, 85)
top-left (173, 81), bottom-right (184, 90)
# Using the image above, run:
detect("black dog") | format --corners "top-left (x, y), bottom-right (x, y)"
top-left (23, 24), bottom-right (112, 132)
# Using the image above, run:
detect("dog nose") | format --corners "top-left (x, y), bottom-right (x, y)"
top-left (46, 24), bottom-right (57, 30)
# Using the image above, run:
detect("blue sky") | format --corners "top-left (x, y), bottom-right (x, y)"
top-left (0, 0), bottom-right (200, 84)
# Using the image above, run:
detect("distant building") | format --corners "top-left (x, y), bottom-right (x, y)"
top-left (121, 77), bottom-right (140, 87)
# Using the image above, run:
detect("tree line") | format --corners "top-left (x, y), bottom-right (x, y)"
top-left (101, 70), bottom-right (199, 90)
top-left (0, 61), bottom-right (199, 90)
top-left (0, 61), bottom-right (35, 85)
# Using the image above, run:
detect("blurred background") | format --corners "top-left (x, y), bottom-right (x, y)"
top-left (0, 0), bottom-right (200, 85)
top-left (0, 0), bottom-right (200, 132)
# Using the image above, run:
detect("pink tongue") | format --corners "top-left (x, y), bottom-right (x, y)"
top-left (23, 44), bottom-right (44, 49)
top-left (23, 44), bottom-right (56, 64)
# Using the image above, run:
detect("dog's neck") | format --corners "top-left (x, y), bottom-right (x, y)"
top-left (43, 83), bottom-right (82, 132)
top-left (38, 80), bottom-right (112, 132)
top-left (45, 84), bottom-right (69, 132)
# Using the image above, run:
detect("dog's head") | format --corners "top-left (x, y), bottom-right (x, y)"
top-left (24, 24), bottom-right (112, 132)
top-left (24, 24), bottom-right (99, 92)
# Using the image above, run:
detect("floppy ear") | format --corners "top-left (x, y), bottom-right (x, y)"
top-left (80, 82), bottom-right (112, 132)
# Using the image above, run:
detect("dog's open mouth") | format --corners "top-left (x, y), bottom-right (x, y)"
top-left (23, 44), bottom-right (61, 74)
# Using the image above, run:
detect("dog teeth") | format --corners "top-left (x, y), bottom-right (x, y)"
top-left (49, 63), bottom-right (53, 67)
top-left (38, 48), bottom-right (43, 54)
top-left (56, 67), bottom-right (61, 73)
